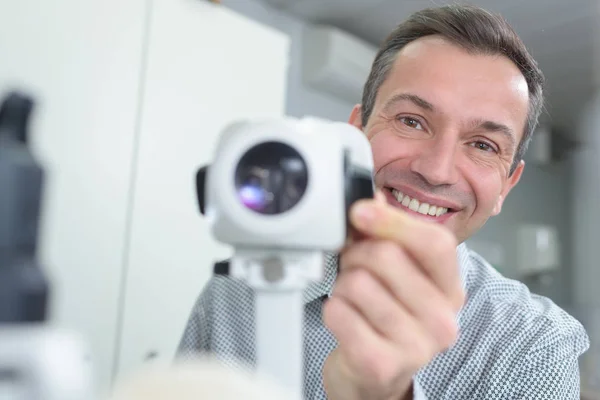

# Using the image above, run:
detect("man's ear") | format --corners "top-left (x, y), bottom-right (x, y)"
top-left (492, 160), bottom-right (525, 216)
top-left (348, 104), bottom-right (363, 131)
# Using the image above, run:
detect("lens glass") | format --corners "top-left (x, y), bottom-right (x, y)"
top-left (235, 141), bottom-right (308, 215)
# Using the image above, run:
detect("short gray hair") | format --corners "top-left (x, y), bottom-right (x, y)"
top-left (361, 5), bottom-right (545, 175)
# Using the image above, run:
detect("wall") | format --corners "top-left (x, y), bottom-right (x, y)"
top-left (470, 142), bottom-right (574, 307)
top-left (570, 89), bottom-right (600, 391)
top-left (224, 0), bottom-right (355, 121)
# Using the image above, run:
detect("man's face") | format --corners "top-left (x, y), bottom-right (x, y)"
top-left (349, 35), bottom-right (530, 243)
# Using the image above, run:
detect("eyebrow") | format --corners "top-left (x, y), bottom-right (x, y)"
top-left (382, 92), bottom-right (435, 113)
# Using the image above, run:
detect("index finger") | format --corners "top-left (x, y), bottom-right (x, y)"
top-left (349, 198), bottom-right (464, 310)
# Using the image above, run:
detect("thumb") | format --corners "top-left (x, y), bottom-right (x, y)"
top-left (342, 189), bottom-right (385, 250)
top-left (374, 188), bottom-right (387, 204)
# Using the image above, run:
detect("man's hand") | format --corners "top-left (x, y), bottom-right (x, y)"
top-left (322, 194), bottom-right (465, 400)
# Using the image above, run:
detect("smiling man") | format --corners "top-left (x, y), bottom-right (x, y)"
top-left (356, 32), bottom-right (529, 243)
top-left (177, 5), bottom-right (589, 400)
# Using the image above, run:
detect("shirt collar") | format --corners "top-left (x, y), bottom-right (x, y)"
top-left (303, 243), bottom-right (472, 305)
top-left (303, 252), bottom-right (339, 304)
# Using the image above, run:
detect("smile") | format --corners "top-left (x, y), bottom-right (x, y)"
top-left (392, 189), bottom-right (448, 216)
top-left (388, 188), bottom-right (451, 217)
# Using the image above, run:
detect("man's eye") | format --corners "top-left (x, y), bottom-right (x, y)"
top-left (398, 117), bottom-right (423, 130)
top-left (472, 141), bottom-right (496, 152)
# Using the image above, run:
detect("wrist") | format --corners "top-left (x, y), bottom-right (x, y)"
top-left (323, 350), bottom-right (415, 400)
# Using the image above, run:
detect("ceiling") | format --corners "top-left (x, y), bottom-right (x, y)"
top-left (261, 0), bottom-right (600, 136)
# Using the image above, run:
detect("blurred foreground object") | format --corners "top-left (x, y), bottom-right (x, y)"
top-left (0, 91), bottom-right (95, 400)
top-left (109, 357), bottom-right (294, 400)
top-left (0, 91), bottom-right (46, 322)
top-left (195, 117), bottom-right (374, 396)
top-left (0, 326), bottom-right (95, 400)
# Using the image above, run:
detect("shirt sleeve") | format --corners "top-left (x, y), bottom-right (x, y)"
top-left (412, 322), bottom-right (589, 400)
top-left (504, 329), bottom-right (589, 400)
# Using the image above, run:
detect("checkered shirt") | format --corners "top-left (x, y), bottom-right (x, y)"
top-left (176, 243), bottom-right (590, 399)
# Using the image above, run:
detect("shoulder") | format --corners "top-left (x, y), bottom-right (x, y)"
top-left (461, 249), bottom-right (589, 357)
top-left (177, 272), bottom-right (256, 358)
top-left (418, 249), bottom-right (590, 397)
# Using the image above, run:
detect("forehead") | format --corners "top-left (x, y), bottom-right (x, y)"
top-left (376, 35), bottom-right (530, 141)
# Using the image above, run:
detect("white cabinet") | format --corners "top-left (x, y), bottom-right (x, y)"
top-left (0, 0), bottom-right (290, 395)
top-left (113, 0), bottom-right (290, 385)
top-left (0, 0), bottom-right (147, 393)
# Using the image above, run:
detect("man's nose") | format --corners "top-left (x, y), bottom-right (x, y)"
top-left (409, 136), bottom-right (460, 186)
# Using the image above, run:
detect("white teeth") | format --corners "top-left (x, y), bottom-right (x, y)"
top-left (391, 189), bottom-right (449, 217)
top-left (418, 202), bottom-right (429, 214)
top-left (409, 199), bottom-right (419, 211)
top-left (401, 196), bottom-right (410, 207)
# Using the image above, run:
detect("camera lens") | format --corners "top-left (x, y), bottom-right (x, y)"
top-left (235, 141), bottom-right (308, 215)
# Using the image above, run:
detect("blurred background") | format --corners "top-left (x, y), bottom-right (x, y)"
top-left (0, 0), bottom-right (599, 398)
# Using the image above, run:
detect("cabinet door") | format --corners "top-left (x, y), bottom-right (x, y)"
top-left (0, 0), bottom-right (147, 394)
top-left (114, 0), bottom-right (290, 384)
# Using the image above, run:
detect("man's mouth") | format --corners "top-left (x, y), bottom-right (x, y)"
top-left (383, 187), bottom-right (457, 220)
top-left (390, 188), bottom-right (449, 216)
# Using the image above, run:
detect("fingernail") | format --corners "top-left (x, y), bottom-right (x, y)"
top-left (352, 202), bottom-right (376, 226)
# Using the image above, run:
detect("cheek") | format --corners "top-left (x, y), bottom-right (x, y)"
top-left (465, 166), bottom-right (505, 213)
top-left (368, 131), bottom-right (416, 172)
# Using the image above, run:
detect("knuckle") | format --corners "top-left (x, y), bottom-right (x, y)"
top-left (341, 341), bottom-right (398, 387)
top-left (375, 307), bottom-right (400, 337)
top-left (346, 269), bottom-right (370, 298)
top-left (337, 269), bottom-right (370, 299)
top-left (437, 313), bottom-right (459, 349)
top-left (424, 302), bottom-right (459, 350)
top-left (359, 348), bottom-right (396, 386)
top-left (345, 341), bottom-right (368, 371)
top-left (406, 337), bottom-right (435, 370)
top-left (429, 227), bottom-right (458, 255)
top-left (321, 297), bottom-right (349, 336)
top-left (372, 240), bottom-right (403, 267)
top-left (370, 362), bottom-right (396, 388)
top-left (360, 350), bottom-right (382, 380)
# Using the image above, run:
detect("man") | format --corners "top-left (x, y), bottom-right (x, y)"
top-left (177, 4), bottom-right (590, 399)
